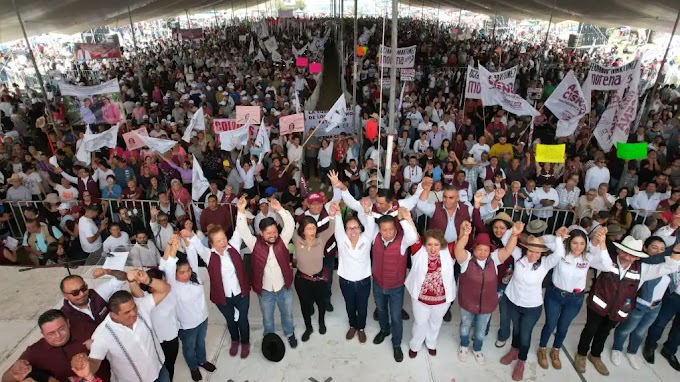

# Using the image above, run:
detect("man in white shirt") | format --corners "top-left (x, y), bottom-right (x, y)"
top-left (88, 270), bottom-right (172, 382)
top-left (630, 182), bottom-right (671, 220)
top-left (584, 158), bottom-right (611, 193)
top-left (102, 223), bottom-right (130, 256)
top-left (469, 136), bottom-right (491, 162)
top-left (403, 156), bottom-right (424, 189)
top-left (129, 231), bottom-right (161, 267)
top-left (532, 181), bottom-right (560, 221)
top-left (150, 207), bottom-right (174, 252)
top-left (78, 205), bottom-right (107, 257)
top-left (417, 115), bottom-right (433, 132)
top-left (438, 113), bottom-right (456, 141)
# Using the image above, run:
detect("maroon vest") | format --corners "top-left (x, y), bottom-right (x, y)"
top-left (429, 202), bottom-right (470, 239)
top-left (372, 231), bottom-right (408, 289)
top-left (251, 236), bottom-right (293, 295)
top-left (587, 256), bottom-right (642, 322)
top-left (484, 165), bottom-right (499, 180)
top-left (60, 289), bottom-right (109, 338)
top-left (207, 246), bottom-right (251, 304)
top-left (300, 209), bottom-right (338, 258)
top-left (458, 258), bottom-right (499, 314)
top-left (78, 176), bottom-right (100, 199)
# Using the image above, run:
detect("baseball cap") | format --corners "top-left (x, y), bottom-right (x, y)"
top-left (306, 192), bottom-right (325, 204)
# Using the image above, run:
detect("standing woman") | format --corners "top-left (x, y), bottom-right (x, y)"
top-left (331, 199), bottom-right (375, 343)
top-left (161, 235), bottom-right (216, 382)
top-left (292, 211), bottom-right (337, 342)
top-left (537, 227), bottom-right (611, 370)
top-left (405, 229), bottom-right (457, 359)
top-left (500, 228), bottom-right (568, 381)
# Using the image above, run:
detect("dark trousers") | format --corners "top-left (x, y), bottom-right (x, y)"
top-left (323, 256), bottom-right (335, 303)
top-left (339, 276), bottom-right (371, 330)
top-left (304, 157), bottom-right (318, 179)
top-left (374, 281), bottom-right (405, 346)
top-left (507, 296), bottom-right (543, 361)
top-left (215, 294), bottom-right (251, 344)
top-left (577, 306), bottom-right (619, 357)
top-left (160, 337), bottom-right (179, 381)
top-left (294, 272), bottom-right (327, 329)
top-left (645, 292), bottom-right (680, 355)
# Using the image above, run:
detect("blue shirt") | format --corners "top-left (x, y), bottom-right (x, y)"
top-left (23, 225), bottom-right (63, 253)
top-left (432, 167), bottom-right (443, 182)
top-left (101, 184), bottom-right (122, 199)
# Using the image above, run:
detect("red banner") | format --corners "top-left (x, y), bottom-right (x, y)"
top-left (175, 28), bottom-right (204, 40)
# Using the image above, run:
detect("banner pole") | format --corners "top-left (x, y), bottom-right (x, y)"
top-left (352, 0), bottom-right (360, 164)
top-left (544, 0), bottom-right (557, 46)
top-left (127, 5), bottom-right (145, 94)
top-left (386, 0), bottom-right (398, 184)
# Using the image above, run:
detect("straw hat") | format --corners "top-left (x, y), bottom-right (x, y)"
top-left (612, 236), bottom-right (648, 258)
top-left (606, 223), bottom-right (626, 236)
top-left (526, 220), bottom-right (548, 234)
top-left (485, 212), bottom-right (514, 228)
top-left (8, 174), bottom-right (21, 184)
top-left (462, 157), bottom-right (477, 165)
top-left (520, 235), bottom-right (551, 253)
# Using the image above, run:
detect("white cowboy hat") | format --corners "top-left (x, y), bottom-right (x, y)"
top-left (612, 236), bottom-right (648, 258)
top-left (462, 157), bottom-right (477, 165)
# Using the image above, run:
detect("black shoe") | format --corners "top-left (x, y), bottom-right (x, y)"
top-left (642, 345), bottom-right (655, 364)
top-left (326, 303), bottom-right (334, 312)
top-left (190, 369), bottom-right (202, 381)
top-left (661, 348), bottom-right (680, 371)
top-left (401, 309), bottom-right (410, 320)
top-left (301, 328), bottom-right (313, 342)
top-left (319, 323), bottom-right (327, 335)
top-left (288, 334), bottom-right (298, 348)
top-left (393, 346), bottom-right (404, 362)
top-left (199, 362), bottom-right (216, 372)
top-left (443, 309), bottom-right (452, 322)
top-left (373, 309), bottom-right (379, 321)
top-left (373, 331), bottom-right (390, 345)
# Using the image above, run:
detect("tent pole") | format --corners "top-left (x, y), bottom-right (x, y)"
top-left (544, 0), bottom-right (557, 46)
top-left (11, 0), bottom-right (55, 130)
top-left (385, 0), bottom-right (398, 188)
top-left (185, 10), bottom-right (191, 28)
top-left (127, 5), bottom-right (144, 94)
top-left (458, 8), bottom-right (462, 26)
top-left (213, 7), bottom-right (219, 26)
top-left (649, 8), bottom-right (680, 103)
top-left (353, 0), bottom-right (360, 163)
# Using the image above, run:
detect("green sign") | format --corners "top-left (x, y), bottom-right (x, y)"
top-left (616, 142), bottom-right (648, 160)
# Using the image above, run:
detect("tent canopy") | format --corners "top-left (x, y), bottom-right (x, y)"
top-left (0, 0), bottom-right (678, 44)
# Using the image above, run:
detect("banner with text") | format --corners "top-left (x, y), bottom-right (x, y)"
top-left (544, 71), bottom-right (588, 137)
top-left (304, 110), bottom-right (358, 137)
top-left (377, 45), bottom-right (417, 68)
top-left (75, 42), bottom-right (122, 60)
top-left (465, 65), bottom-right (517, 100)
top-left (582, 58), bottom-right (640, 113)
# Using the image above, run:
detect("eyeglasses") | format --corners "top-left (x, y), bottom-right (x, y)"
top-left (346, 226), bottom-right (361, 231)
top-left (67, 284), bottom-right (88, 297)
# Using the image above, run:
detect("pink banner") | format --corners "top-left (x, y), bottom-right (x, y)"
top-left (309, 62), bottom-right (322, 74)
top-left (75, 43), bottom-right (122, 60)
top-left (235, 106), bottom-right (261, 125)
top-left (279, 113), bottom-right (305, 135)
top-left (296, 57), bottom-right (309, 67)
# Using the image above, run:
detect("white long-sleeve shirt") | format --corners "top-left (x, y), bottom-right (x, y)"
top-left (654, 224), bottom-right (678, 247)
top-left (333, 214), bottom-right (376, 281)
top-left (160, 256), bottom-right (208, 330)
top-left (186, 233), bottom-right (242, 289)
top-left (417, 201), bottom-right (498, 243)
top-left (584, 166), bottom-right (610, 193)
top-left (532, 187), bottom-right (560, 219)
top-left (318, 141), bottom-right (334, 168)
top-left (403, 165), bottom-right (423, 187)
top-left (235, 159), bottom-right (255, 189)
top-left (341, 185), bottom-right (423, 227)
top-left (630, 190), bottom-right (671, 217)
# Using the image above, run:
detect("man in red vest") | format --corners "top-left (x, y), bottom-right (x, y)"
top-left (371, 208), bottom-right (419, 362)
top-left (235, 195), bottom-right (298, 348)
top-left (575, 237), bottom-right (680, 376)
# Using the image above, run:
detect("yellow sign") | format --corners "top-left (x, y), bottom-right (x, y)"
top-left (535, 144), bottom-right (566, 163)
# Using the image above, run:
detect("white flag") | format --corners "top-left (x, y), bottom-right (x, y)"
top-left (182, 108), bottom-right (206, 143)
top-left (272, 50), bottom-right (282, 62)
top-left (358, 24), bottom-right (376, 45)
top-left (254, 49), bottom-right (265, 62)
top-left (544, 71), bottom-right (588, 137)
top-left (76, 124), bottom-right (120, 165)
top-left (249, 37), bottom-right (254, 55)
top-left (137, 134), bottom-right (177, 154)
top-left (220, 123), bottom-right (249, 151)
top-left (263, 36), bottom-right (278, 53)
top-left (478, 65), bottom-right (539, 117)
top-left (254, 119), bottom-right (271, 157)
top-left (292, 43), bottom-right (308, 58)
top-left (324, 94), bottom-right (347, 132)
top-left (191, 156), bottom-right (210, 202)
top-left (293, 91), bottom-right (301, 113)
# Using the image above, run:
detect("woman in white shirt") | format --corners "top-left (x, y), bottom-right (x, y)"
top-left (318, 139), bottom-right (334, 187)
top-left (161, 235), bottom-right (216, 381)
top-left (500, 228), bottom-right (568, 381)
top-left (405, 229), bottom-right (457, 359)
top-left (537, 227), bottom-right (611, 370)
top-left (331, 199), bottom-right (375, 343)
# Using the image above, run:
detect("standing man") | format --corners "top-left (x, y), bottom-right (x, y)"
top-left (643, 266), bottom-right (680, 371)
top-left (87, 270), bottom-right (172, 382)
top-left (78, 205), bottom-right (108, 259)
top-left (371, 208), bottom-right (419, 362)
top-left (235, 196), bottom-right (298, 348)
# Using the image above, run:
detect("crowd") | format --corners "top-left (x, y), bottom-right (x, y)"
top-left (0, 15), bottom-right (679, 382)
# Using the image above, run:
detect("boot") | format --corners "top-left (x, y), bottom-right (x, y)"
top-left (537, 347), bottom-right (549, 369)
top-left (301, 327), bottom-right (313, 342)
top-left (512, 360), bottom-right (525, 381)
top-left (588, 354), bottom-right (610, 376)
top-left (501, 347), bottom-right (519, 365)
top-left (550, 348), bottom-right (562, 369)
top-left (574, 354), bottom-right (587, 373)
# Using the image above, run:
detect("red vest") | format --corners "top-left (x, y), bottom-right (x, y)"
top-left (251, 236), bottom-right (293, 295)
top-left (458, 258), bottom-right (499, 314)
top-left (61, 289), bottom-right (109, 338)
top-left (372, 231), bottom-right (407, 289)
top-left (300, 209), bottom-right (338, 258)
top-left (484, 165), bottom-right (499, 180)
top-left (78, 176), bottom-right (100, 199)
top-left (587, 257), bottom-right (641, 322)
top-left (429, 202), bottom-right (470, 240)
top-left (207, 246), bottom-right (251, 304)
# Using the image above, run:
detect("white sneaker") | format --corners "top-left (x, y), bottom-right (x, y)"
top-left (495, 340), bottom-right (506, 348)
top-left (458, 347), bottom-right (469, 362)
top-left (627, 352), bottom-right (642, 370)
top-left (611, 350), bottom-right (623, 366)
top-left (473, 351), bottom-right (486, 365)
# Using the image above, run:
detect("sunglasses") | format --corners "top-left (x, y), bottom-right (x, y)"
top-left (67, 284), bottom-right (88, 296)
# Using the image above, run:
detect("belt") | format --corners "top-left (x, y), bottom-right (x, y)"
top-left (650, 300), bottom-right (662, 308)
top-left (297, 271), bottom-right (325, 282)
top-left (553, 285), bottom-right (584, 297)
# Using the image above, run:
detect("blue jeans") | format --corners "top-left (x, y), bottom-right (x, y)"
top-left (539, 286), bottom-right (585, 348)
top-left (154, 366), bottom-right (171, 382)
top-left (645, 292), bottom-right (680, 354)
top-left (339, 276), bottom-right (371, 329)
top-left (258, 287), bottom-right (295, 337)
top-left (486, 289), bottom-right (512, 342)
top-left (507, 296), bottom-right (543, 361)
top-left (178, 319), bottom-right (208, 371)
top-left (613, 302), bottom-right (661, 354)
top-left (373, 281), bottom-right (405, 346)
top-left (216, 294), bottom-right (250, 344)
top-left (460, 307), bottom-right (492, 352)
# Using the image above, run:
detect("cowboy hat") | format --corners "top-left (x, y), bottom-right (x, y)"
top-left (8, 174), bottom-right (21, 183)
top-left (526, 219), bottom-right (548, 234)
top-left (612, 236), bottom-right (648, 258)
top-left (462, 157), bottom-right (477, 165)
top-left (485, 212), bottom-right (514, 227)
top-left (262, 333), bottom-right (286, 362)
top-left (520, 235), bottom-right (551, 253)
top-left (606, 223), bottom-right (626, 236)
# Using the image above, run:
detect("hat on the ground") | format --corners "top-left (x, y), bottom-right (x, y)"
top-left (525, 220), bottom-right (548, 234)
top-left (606, 223), bottom-right (626, 236)
top-left (520, 235), bottom-right (551, 253)
top-left (306, 192), bottom-right (325, 204)
top-left (612, 236), bottom-right (648, 258)
top-left (262, 333), bottom-right (286, 362)
top-left (485, 212), bottom-right (513, 228)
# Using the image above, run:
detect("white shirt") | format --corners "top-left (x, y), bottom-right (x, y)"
top-left (102, 232), bottom-right (130, 256)
top-left (254, 209), bottom-right (283, 235)
top-left (144, 291), bottom-right (179, 342)
top-left (417, 202), bottom-right (498, 243)
top-left (286, 141), bottom-right (303, 166)
top-left (469, 143), bottom-right (490, 162)
top-left (584, 166), bottom-right (610, 193)
top-left (532, 187), bottom-right (560, 219)
top-left (90, 294), bottom-right (164, 382)
top-left (333, 215), bottom-right (376, 281)
top-left (417, 121), bottom-right (432, 132)
top-left (160, 257), bottom-right (209, 330)
top-left (551, 246), bottom-right (613, 292)
top-left (630, 190), bottom-right (671, 217)
top-left (505, 238), bottom-right (565, 308)
top-left (54, 184), bottom-right (78, 203)
top-left (186, 234), bottom-right (243, 297)
top-left (235, 159), bottom-right (255, 189)
top-left (78, 216), bottom-right (102, 253)
top-left (403, 165), bottom-right (423, 186)
top-left (654, 225), bottom-right (678, 247)
top-left (129, 241), bottom-right (161, 267)
top-left (459, 250), bottom-right (502, 274)
top-left (438, 120), bottom-right (456, 141)
top-left (150, 220), bottom-right (174, 251)
top-left (318, 141), bottom-right (334, 168)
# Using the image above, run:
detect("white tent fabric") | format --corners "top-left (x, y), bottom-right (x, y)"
top-left (0, 0), bottom-right (678, 44)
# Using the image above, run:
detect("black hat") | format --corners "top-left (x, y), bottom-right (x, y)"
top-left (262, 333), bottom-right (285, 362)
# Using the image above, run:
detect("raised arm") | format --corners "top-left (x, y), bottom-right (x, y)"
top-left (236, 195), bottom-right (257, 250)
top-left (454, 221), bottom-right (473, 264)
top-left (90, 268), bottom-right (127, 301)
top-left (496, 222), bottom-right (524, 263)
top-left (398, 207), bottom-right (419, 248)
top-left (640, 249), bottom-right (680, 283)
top-left (159, 234), bottom-right (180, 285)
top-left (398, 179), bottom-right (428, 210)
top-left (471, 192), bottom-right (488, 233)
top-left (182, 230), bottom-right (211, 268)
top-left (269, 198), bottom-right (295, 244)
top-left (129, 269), bottom-right (170, 306)
top-left (587, 226), bottom-right (614, 272)
top-left (542, 227), bottom-right (569, 269)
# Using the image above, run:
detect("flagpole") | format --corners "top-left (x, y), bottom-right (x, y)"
top-left (127, 5), bottom-right (145, 94)
top-left (384, 0), bottom-right (398, 189)
top-left (648, 8), bottom-right (680, 103)
top-left (375, 7), bottom-right (388, 180)
top-left (352, 0), bottom-right (360, 163)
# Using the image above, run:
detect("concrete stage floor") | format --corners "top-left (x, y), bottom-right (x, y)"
top-left (0, 266), bottom-right (677, 382)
